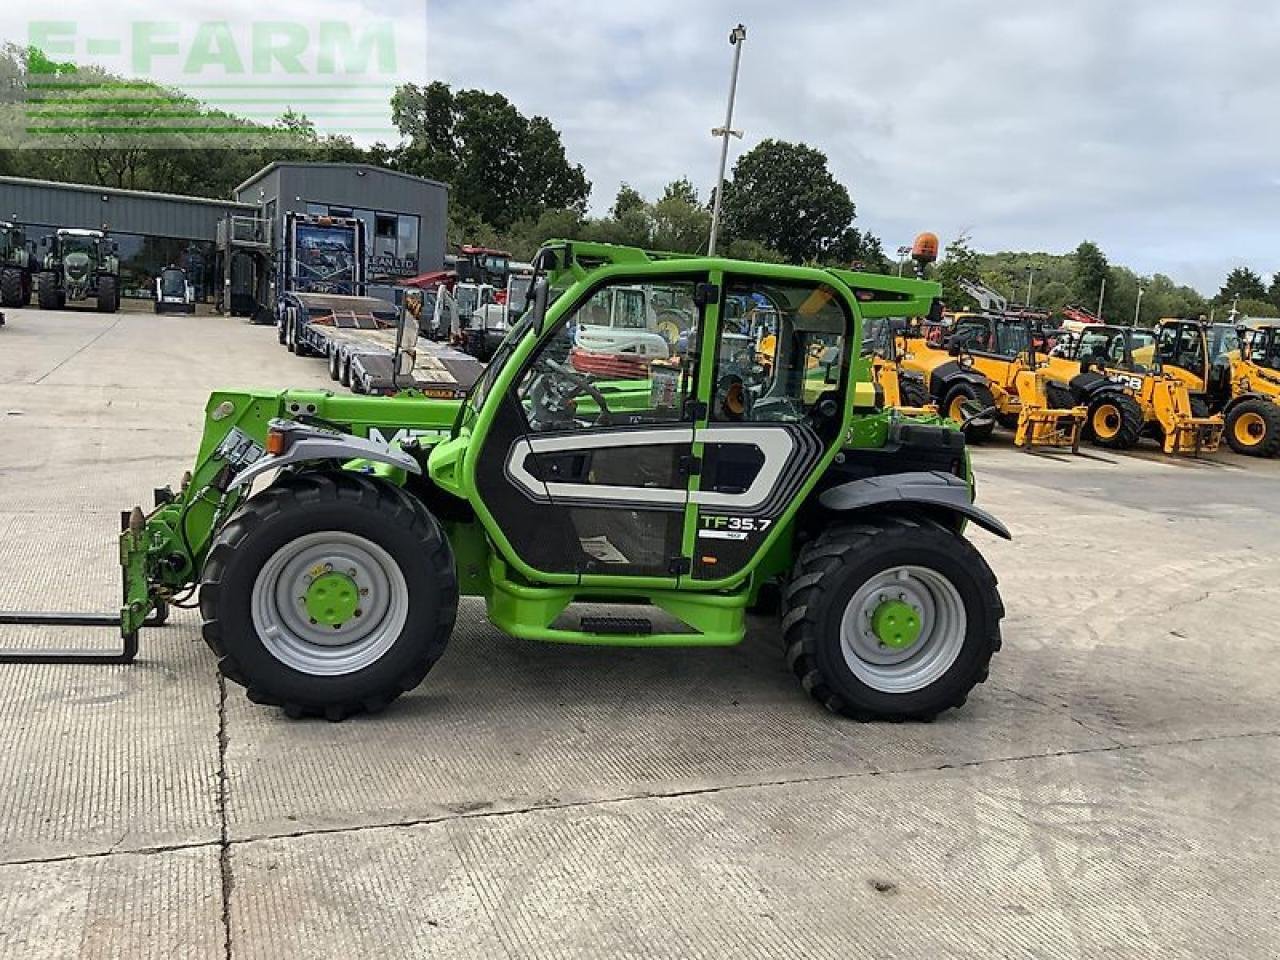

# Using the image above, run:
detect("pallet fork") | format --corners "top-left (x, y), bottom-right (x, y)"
top-left (0, 509), bottom-right (166, 664)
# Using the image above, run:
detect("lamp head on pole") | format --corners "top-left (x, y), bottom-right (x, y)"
top-left (730, 24), bottom-right (747, 44)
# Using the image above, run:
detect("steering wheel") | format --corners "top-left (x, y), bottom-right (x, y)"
top-left (533, 357), bottom-right (614, 425)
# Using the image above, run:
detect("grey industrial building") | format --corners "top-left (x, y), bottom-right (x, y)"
top-left (0, 163), bottom-right (449, 307)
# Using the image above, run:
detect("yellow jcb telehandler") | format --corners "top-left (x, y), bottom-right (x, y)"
top-left (1153, 319), bottom-right (1280, 456)
top-left (1044, 324), bottom-right (1224, 455)
top-left (900, 312), bottom-right (1087, 451)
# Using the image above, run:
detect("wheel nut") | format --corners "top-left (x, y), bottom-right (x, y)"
top-left (354, 608), bottom-right (363, 618)
top-left (308, 618), bottom-right (317, 625)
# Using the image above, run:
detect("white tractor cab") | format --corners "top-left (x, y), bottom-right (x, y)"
top-left (433, 281), bottom-right (498, 351)
top-left (572, 284), bottom-right (671, 359)
top-left (467, 271), bottom-right (535, 360)
top-left (153, 265), bottom-right (196, 314)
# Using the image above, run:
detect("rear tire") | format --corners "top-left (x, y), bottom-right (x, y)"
top-left (36, 272), bottom-right (59, 310)
top-left (0, 268), bottom-right (23, 308)
top-left (339, 354), bottom-right (352, 387)
top-left (942, 382), bottom-right (997, 442)
top-left (782, 518), bottom-right (1003, 721)
top-left (1086, 393), bottom-right (1143, 449)
top-left (200, 474), bottom-right (458, 720)
top-left (327, 348), bottom-right (341, 381)
top-left (1225, 399), bottom-right (1280, 457)
top-left (277, 316), bottom-right (287, 345)
top-left (96, 276), bottom-right (119, 313)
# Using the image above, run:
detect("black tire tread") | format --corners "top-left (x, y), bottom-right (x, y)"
top-left (0, 268), bottom-right (23, 308)
top-left (36, 272), bottom-right (59, 310)
top-left (943, 382), bottom-right (998, 442)
top-left (200, 473), bottom-right (457, 720)
top-left (1086, 392), bottom-right (1143, 449)
top-left (782, 517), bottom-right (1002, 722)
top-left (1226, 398), bottom-right (1280, 457)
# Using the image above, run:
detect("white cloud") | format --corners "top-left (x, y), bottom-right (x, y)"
top-left (4, 1), bottom-right (1279, 293)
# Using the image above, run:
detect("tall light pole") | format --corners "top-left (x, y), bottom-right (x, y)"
top-left (1096, 277), bottom-right (1107, 320)
top-left (1134, 285), bottom-right (1145, 326)
top-left (707, 24), bottom-right (747, 256)
top-left (896, 245), bottom-right (911, 277)
top-left (1025, 266), bottom-right (1034, 307)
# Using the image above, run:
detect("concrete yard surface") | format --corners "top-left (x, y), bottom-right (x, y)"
top-left (0, 307), bottom-right (1277, 958)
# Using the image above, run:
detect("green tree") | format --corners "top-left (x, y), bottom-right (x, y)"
top-left (1071, 241), bottom-right (1112, 317)
top-left (937, 233), bottom-right (981, 308)
top-left (1268, 272), bottom-right (1280, 309)
top-left (611, 183), bottom-right (644, 219)
top-left (721, 139), bottom-right (876, 264)
top-left (660, 177), bottom-right (699, 206)
top-left (1218, 266), bottom-right (1267, 304)
top-left (1233, 297), bottom-right (1280, 319)
top-left (391, 82), bottom-right (589, 230)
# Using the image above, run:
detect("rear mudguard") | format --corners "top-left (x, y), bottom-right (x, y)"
top-left (818, 471), bottom-right (1012, 540)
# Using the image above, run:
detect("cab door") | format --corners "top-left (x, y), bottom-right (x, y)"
top-left (685, 275), bottom-right (854, 584)
top-left (471, 272), bottom-right (714, 584)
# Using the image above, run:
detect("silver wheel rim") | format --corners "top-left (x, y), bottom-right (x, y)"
top-left (251, 531), bottom-right (409, 676)
top-left (839, 565), bottom-right (967, 694)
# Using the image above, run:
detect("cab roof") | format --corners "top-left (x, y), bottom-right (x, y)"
top-left (538, 239), bottom-right (943, 320)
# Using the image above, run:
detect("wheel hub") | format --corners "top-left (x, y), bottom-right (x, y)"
top-left (839, 565), bottom-right (968, 694)
top-left (304, 572), bottom-right (360, 627)
top-left (870, 599), bottom-right (922, 650)
top-left (251, 532), bottom-right (409, 676)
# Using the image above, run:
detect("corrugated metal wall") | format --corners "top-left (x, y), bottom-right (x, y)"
top-left (0, 178), bottom-right (255, 241)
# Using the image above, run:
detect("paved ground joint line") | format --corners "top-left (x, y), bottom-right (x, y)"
top-left (32, 316), bottom-right (123, 385)
top-left (217, 672), bottom-right (234, 960)
top-left (2, 726), bottom-right (1275, 871)
top-left (226, 725), bottom-right (1280, 847)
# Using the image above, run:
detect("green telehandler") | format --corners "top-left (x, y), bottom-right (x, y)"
top-left (22, 242), bottom-right (1012, 722)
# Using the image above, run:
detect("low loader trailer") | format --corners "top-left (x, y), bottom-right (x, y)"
top-left (282, 291), bottom-right (483, 399)
top-left (3, 241), bottom-right (1012, 726)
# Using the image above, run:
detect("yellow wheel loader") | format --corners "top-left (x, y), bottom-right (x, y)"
top-left (1044, 324), bottom-right (1224, 455)
top-left (1154, 320), bottom-right (1280, 457)
top-left (900, 312), bottom-right (1086, 451)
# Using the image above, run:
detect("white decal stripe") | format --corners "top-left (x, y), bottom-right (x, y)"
top-left (504, 424), bottom-right (797, 513)
top-left (690, 426), bottom-right (795, 510)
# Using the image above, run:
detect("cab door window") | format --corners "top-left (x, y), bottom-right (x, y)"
top-left (710, 279), bottom-right (851, 428)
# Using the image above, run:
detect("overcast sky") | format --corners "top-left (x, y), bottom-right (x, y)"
top-left (5, 1), bottom-right (1280, 293)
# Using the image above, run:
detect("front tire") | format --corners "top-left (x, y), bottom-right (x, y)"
top-left (942, 382), bottom-right (997, 442)
top-left (1225, 399), bottom-right (1280, 457)
top-left (200, 474), bottom-right (458, 720)
top-left (96, 275), bottom-right (119, 313)
top-left (898, 375), bottom-right (930, 409)
top-left (36, 272), bottom-right (59, 310)
top-left (0, 268), bottom-right (23, 307)
top-left (1086, 393), bottom-right (1143, 449)
top-left (782, 518), bottom-right (1003, 721)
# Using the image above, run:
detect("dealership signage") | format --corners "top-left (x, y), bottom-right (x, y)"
top-left (367, 253), bottom-right (418, 278)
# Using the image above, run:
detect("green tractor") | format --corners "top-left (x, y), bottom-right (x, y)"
top-left (114, 242), bottom-right (1009, 722)
top-left (0, 221), bottom-right (36, 308)
top-left (36, 229), bottom-right (121, 313)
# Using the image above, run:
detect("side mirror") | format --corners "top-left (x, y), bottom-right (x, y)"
top-left (948, 340), bottom-right (962, 357)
